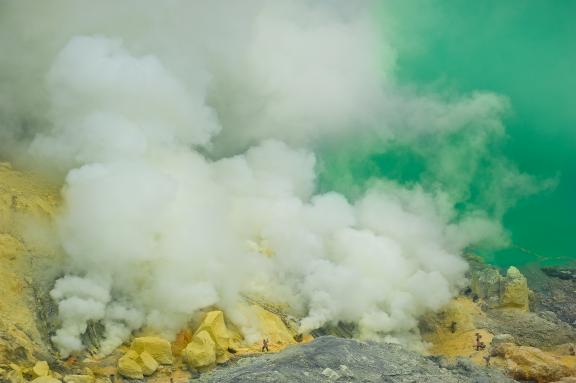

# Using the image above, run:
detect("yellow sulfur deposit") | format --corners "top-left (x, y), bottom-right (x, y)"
top-left (117, 355), bottom-right (143, 380)
top-left (32, 361), bottom-right (50, 378)
top-left (193, 310), bottom-right (237, 363)
top-left (138, 351), bottom-right (159, 376)
top-left (0, 163), bottom-right (61, 365)
top-left (117, 348), bottom-right (161, 378)
top-left (251, 305), bottom-right (296, 348)
top-left (491, 343), bottom-right (576, 382)
top-left (183, 330), bottom-right (216, 368)
top-left (130, 337), bottom-right (173, 365)
top-left (499, 267), bottom-right (530, 311)
top-left (194, 311), bottom-right (231, 353)
top-left (422, 297), bottom-right (493, 365)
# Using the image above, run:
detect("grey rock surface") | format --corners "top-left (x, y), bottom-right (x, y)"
top-left (476, 309), bottom-right (576, 347)
top-left (196, 336), bottom-right (514, 383)
top-left (491, 333), bottom-right (515, 346)
top-left (470, 265), bottom-right (530, 310)
top-left (521, 263), bottom-right (576, 325)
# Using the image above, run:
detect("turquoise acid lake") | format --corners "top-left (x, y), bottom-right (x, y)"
top-left (319, 1), bottom-right (576, 268)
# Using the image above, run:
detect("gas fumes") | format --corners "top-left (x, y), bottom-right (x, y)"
top-left (0, 0), bottom-right (545, 357)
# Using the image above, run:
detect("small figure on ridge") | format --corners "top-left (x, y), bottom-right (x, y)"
top-left (474, 333), bottom-right (486, 351)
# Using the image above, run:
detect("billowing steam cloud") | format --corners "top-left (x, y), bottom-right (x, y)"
top-left (0, 0), bottom-right (547, 357)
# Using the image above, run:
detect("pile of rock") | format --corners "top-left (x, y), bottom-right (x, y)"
top-left (117, 337), bottom-right (171, 379)
top-left (490, 340), bottom-right (576, 382)
top-left (183, 311), bottom-right (233, 368)
top-left (471, 266), bottom-right (531, 310)
top-left (3, 361), bottom-right (101, 383)
top-left (195, 336), bottom-right (515, 383)
top-left (116, 307), bottom-right (298, 378)
top-left (5, 361), bottom-right (61, 383)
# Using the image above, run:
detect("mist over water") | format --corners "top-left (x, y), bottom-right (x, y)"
top-left (319, 0), bottom-right (576, 268)
top-left (390, 1), bottom-right (576, 267)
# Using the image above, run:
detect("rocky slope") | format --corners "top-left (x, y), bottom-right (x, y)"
top-left (0, 163), bottom-right (62, 367)
top-left (523, 263), bottom-right (576, 326)
top-left (197, 336), bottom-right (514, 383)
top-left (1, 163), bottom-right (576, 383)
top-left (421, 259), bottom-right (576, 382)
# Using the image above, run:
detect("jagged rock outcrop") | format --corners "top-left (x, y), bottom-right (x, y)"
top-left (117, 350), bottom-right (143, 379)
top-left (500, 267), bottom-right (530, 310)
top-left (476, 309), bottom-right (576, 348)
top-left (182, 310), bottom-right (236, 368)
top-left (196, 336), bottom-right (514, 383)
top-left (471, 266), bottom-right (530, 310)
top-left (183, 330), bottom-right (217, 369)
top-left (0, 163), bottom-right (62, 366)
top-left (522, 264), bottom-right (576, 325)
top-left (117, 346), bottom-right (163, 378)
top-left (193, 310), bottom-right (232, 364)
top-left (137, 351), bottom-right (159, 376)
top-left (129, 336), bottom-right (173, 365)
top-left (491, 343), bottom-right (576, 382)
top-left (470, 267), bottom-right (502, 305)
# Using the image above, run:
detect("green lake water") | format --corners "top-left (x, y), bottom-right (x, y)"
top-left (320, 1), bottom-right (576, 268)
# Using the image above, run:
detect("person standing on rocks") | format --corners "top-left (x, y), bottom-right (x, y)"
top-left (262, 338), bottom-right (269, 352)
top-left (474, 333), bottom-right (486, 351)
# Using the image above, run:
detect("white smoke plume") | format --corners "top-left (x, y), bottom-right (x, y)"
top-left (0, 0), bottom-right (538, 357)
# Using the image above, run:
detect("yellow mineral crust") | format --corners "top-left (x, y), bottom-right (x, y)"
top-left (182, 330), bottom-right (216, 368)
top-left (0, 162), bottom-right (61, 364)
top-left (194, 311), bottom-right (231, 352)
top-left (130, 337), bottom-right (173, 365)
top-left (422, 297), bottom-right (493, 365)
top-left (233, 305), bottom-right (312, 355)
top-left (491, 343), bottom-right (576, 382)
top-left (423, 296), bottom-right (576, 382)
top-left (179, 306), bottom-right (312, 369)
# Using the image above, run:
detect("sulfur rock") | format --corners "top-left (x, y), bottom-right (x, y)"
top-left (117, 354), bottom-right (143, 380)
top-left (32, 361), bottom-right (49, 378)
top-left (500, 267), bottom-right (530, 310)
top-left (183, 330), bottom-right (216, 369)
top-left (137, 351), bottom-right (159, 376)
top-left (130, 336), bottom-right (173, 365)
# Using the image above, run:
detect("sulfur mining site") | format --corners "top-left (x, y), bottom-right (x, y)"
top-left (1, 1), bottom-right (576, 383)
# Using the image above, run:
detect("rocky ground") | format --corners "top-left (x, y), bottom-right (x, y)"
top-left (421, 256), bottom-right (576, 382)
top-left (522, 263), bottom-right (576, 326)
top-left (2, 163), bottom-right (576, 383)
top-left (0, 163), bottom-right (62, 367)
top-left (196, 336), bottom-right (514, 383)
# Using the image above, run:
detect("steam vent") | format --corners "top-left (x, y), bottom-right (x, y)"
top-left (1, 1), bottom-right (575, 382)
